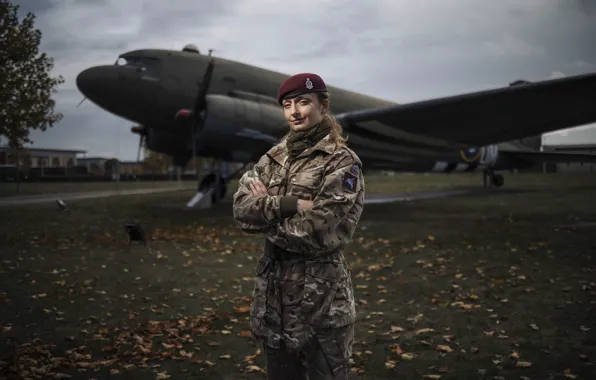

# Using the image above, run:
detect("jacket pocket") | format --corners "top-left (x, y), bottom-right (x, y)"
top-left (267, 175), bottom-right (284, 196)
top-left (289, 168), bottom-right (324, 201)
top-left (250, 255), bottom-right (272, 318)
top-left (302, 259), bottom-right (341, 326)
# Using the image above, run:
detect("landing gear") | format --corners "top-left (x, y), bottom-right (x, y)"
top-left (482, 170), bottom-right (504, 188)
top-left (186, 160), bottom-right (251, 209)
top-left (198, 172), bottom-right (227, 204)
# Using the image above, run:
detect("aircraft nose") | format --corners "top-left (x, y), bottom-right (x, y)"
top-left (76, 66), bottom-right (116, 100)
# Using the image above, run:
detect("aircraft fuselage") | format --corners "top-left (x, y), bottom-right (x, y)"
top-left (75, 48), bottom-right (531, 174)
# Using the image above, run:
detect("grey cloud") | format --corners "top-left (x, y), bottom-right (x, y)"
top-left (13, 0), bottom-right (54, 15)
top-left (138, 1), bottom-right (241, 36)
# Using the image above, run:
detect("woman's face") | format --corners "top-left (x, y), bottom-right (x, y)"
top-left (282, 93), bottom-right (328, 132)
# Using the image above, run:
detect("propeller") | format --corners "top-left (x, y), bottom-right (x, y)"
top-left (175, 51), bottom-right (216, 133)
top-left (130, 52), bottom-right (216, 173)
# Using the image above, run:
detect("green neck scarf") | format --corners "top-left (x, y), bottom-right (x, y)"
top-left (285, 116), bottom-right (332, 159)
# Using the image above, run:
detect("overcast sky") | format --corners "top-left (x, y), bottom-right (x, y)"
top-left (11, 0), bottom-right (596, 160)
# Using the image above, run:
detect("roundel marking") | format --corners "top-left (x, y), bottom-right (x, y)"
top-left (460, 147), bottom-right (481, 162)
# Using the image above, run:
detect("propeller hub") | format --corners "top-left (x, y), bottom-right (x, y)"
top-left (131, 125), bottom-right (146, 135)
top-left (175, 108), bottom-right (193, 120)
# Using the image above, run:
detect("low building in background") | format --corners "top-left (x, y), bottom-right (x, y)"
top-left (77, 157), bottom-right (112, 175)
top-left (0, 147), bottom-right (86, 169)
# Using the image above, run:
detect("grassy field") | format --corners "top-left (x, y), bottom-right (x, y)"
top-left (0, 173), bottom-right (595, 379)
top-left (2, 171), bottom-right (594, 199)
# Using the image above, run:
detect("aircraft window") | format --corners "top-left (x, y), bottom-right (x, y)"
top-left (116, 56), bottom-right (161, 80)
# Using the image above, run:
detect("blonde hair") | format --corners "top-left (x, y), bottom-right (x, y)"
top-left (317, 92), bottom-right (348, 147)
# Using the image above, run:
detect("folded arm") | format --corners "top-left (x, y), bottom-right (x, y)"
top-left (232, 160), bottom-right (298, 232)
top-left (275, 152), bottom-right (365, 255)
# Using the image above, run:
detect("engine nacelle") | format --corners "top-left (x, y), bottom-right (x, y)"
top-left (201, 94), bottom-right (285, 136)
top-left (190, 94), bottom-right (286, 161)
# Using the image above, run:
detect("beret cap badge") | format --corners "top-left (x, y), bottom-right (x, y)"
top-left (305, 78), bottom-right (313, 90)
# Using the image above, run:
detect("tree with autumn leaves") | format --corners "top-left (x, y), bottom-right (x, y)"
top-left (142, 147), bottom-right (172, 174)
top-left (0, 0), bottom-right (64, 151)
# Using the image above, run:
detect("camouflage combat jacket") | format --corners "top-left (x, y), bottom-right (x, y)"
top-left (232, 134), bottom-right (365, 352)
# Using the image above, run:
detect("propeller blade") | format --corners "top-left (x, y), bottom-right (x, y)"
top-left (193, 57), bottom-right (215, 115)
top-left (174, 56), bottom-right (216, 126)
top-left (136, 134), bottom-right (144, 163)
top-left (77, 97), bottom-right (87, 108)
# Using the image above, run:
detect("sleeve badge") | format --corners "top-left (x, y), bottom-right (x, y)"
top-left (342, 171), bottom-right (358, 193)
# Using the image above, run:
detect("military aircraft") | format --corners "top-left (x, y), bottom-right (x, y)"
top-left (75, 43), bottom-right (596, 202)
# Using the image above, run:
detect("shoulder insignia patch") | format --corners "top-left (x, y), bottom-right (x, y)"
top-left (350, 164), bottom-right (359, 175)
top-left (342, 171), bottom-right (358, 193)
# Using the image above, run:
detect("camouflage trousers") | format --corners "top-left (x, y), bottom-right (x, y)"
top-left (263, 323), bottom-right (354, 380)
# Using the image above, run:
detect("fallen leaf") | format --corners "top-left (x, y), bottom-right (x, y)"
top-left (437, 345), bottom-right (452, 353)
top-left (415, 328), bottom-right (434, 335)
top-left (246, 365), bottom-right (265, 373)
top-left (391, 344), bottom-right (404, 355)
top-left (234, 305), bottom-right (251, 313)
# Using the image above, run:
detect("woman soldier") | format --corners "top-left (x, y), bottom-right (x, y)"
top-left (232, 73), bottom-right (365, 379)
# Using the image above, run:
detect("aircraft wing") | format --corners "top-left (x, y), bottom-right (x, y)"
top-left (500, 149), bottom-right (596, 164)
top-left (336, 72), bottom-right (596, 148)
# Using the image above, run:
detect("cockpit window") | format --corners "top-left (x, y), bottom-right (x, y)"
top-left (116, 56), bottom-right (161, 81)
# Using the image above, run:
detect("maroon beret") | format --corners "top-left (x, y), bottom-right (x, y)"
top-left (277, 73), bottom-right (327, 105)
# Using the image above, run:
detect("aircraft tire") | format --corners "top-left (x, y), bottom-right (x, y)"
top-left (491, 173), bottom-right (504, 188)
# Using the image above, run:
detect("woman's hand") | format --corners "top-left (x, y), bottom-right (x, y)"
top-left (297, 199), bottom-right (314, 212)
top-left (249, 179), bottom-right (269, 196)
